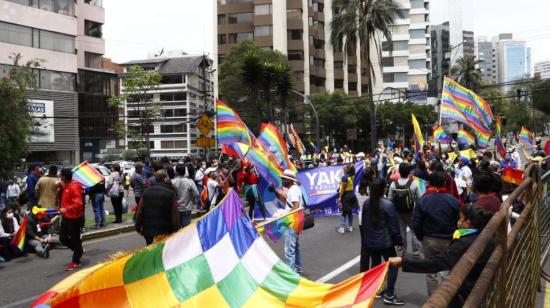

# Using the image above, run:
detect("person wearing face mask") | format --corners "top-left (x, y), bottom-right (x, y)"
top-left (0, 208), bottom-right (20, 260)
top-left (389, 204), bottom-right (495, 308)
top-left (194, 160), bottom-right (207, 209)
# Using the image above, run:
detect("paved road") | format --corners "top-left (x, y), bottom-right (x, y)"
top-left (0, 216), bottom-right (427, 308)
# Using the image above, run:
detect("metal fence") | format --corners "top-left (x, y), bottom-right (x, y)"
top-left (423, 164), bottom-right (550, 308)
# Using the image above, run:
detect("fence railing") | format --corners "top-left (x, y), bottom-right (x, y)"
top-left (423, 164), bottom-right (550, 307)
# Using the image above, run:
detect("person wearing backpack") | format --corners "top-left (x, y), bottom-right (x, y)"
top-left (106, 164), bottom-right (125, 223)
top-left (413, 171), bottom-right (460, 296)
top-left (388, 162), bottom-right (423, 256)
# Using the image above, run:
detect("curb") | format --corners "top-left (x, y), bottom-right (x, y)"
top-left (82, 210), bottom-right (206, 241)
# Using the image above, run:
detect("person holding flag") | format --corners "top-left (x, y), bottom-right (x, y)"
top-left (58, 168), bottom-right (84, 271)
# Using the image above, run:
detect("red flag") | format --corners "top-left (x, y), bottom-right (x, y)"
top-left (502, 167), bottom-right (524, 185)
top-left (221, 144), bottom-right (240, 158)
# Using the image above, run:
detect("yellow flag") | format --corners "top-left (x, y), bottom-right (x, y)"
top-left (411, 114), bottom-right (424, 151)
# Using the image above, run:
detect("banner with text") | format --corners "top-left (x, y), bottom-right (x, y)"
top-left (256, 161), bottom-right (364, 218)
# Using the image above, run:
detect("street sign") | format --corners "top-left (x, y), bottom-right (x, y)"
top-left (347, 128), bottom-right (357, 140)
top-left (197, 114), bottom-right (213, 136)
top-left (197, 136), bottom-right (215, 148)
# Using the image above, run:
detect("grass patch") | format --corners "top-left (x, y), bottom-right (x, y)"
top-left (84, 212), bottom-right (134, 228)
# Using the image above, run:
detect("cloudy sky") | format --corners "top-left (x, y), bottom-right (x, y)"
top-left (104, 0), bottom-right (550, 64)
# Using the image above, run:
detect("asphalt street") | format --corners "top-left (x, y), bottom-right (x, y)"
top-left (0, 216), bottom-right (428, 308)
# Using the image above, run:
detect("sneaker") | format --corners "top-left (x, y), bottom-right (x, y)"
top-left (42, 244), bottom-right (50, 259)
top-left (65, 262), bottom-right (81, 271)
top-left (337, 226), bottom-right (345, 234)
top-left (413, 250), bottom-right (421, 257)
top-left (376, 289), bottom-right (385, 299)
top-left (383, 294), bottom-right (405, 305)
top-left (348, 226), bottom-right (354, 232)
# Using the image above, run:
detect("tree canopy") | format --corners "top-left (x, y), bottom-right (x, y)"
top-left (451, 55), bottom-right (483, 90)
top-left (0, 54), bottom-right (41, 179)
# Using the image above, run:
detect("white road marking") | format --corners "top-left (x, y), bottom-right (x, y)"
top-left (316, 255), bottom-right (361, 283)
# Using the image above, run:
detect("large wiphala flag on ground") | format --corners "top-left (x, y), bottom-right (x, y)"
top-left (33, 190), bottom-right (388, 308)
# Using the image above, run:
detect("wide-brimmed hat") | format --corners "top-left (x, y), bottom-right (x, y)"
top-left (356, 152), bottom-right (366, 158)
top-left (280, 169), bottom-right (298, 182)
top-left (205, 167), bottom-right (218, 176)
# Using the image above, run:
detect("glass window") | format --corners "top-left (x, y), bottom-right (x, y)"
top-left (37, 0), bottom-right (75, 15)
top-left (394, 72), bottom-right (408, 82)
top-left (409, 59), bottom-right (426, 69)
top-left (174, 109), bottom-right (187, 117)
top-left (39, 70), bottom-right (75, 91)
top-left (411, 0), bottom-right (424, 9)
top-left (334, 61), bottom-right (343, 69)
top-left (228, 32), bottom-right (254, 43)
top-left (287, 50), bottom-right (303, 61)
top-left (410, 29), bottom-right (425, 39)
top-left (383, 73), bottom-right (394, 82)
top-left (218, 34), bottom-right (226, 45)
top-left (254, 26), bottom-right (272, 37)
top-left (217, 14), bottom-right (225, 25)
top-left (0, 22), bottom-right (32, 47)
top-left (174, 92), bottom-right (186, 101)
top-left (84, 0), bottom-right (102, 7)
top-left (6, 0), bottom-right (31, 6)
top-left (335, 79), bottom-right (343, 89)
top-left (161, 125), bottom-right (174, 133)
top-left (174, 141), bottom-right (186, 148)
top-left (161, 75), bottom-right (183, 84)
top-left (290, 30), bottom-right (302, 40)
top-left (84, 20), bottom-right (102, 38)
top-left (164, 109), bottom-right (174, 117)
top-left (348, 82), bottom-right (357, 91)
top-left (85, 52), bottom-right (102, 68)
top-left (309, 56), bottom-right (314, 66)
top-left (39, 29), bottom-right (75, 53)
top-left (228, 13), bottom-right (253, 24)
top-left (254, 4), bottom-right (272, 15)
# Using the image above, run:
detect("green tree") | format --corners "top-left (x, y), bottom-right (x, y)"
top-left (0, 54), bottom-right (41, 178)
top-left (478, 87), bottom-right (509, 117)
top-left (219, 41), bottom-right (293, 132)
top-left (450, 55), bottom-right (483, 89)
top-left (109, 65), bottom-right (163, 161)
top-left (331, 0), bottom-right (403, 151)
top-left (531, 79), bottom-right (550, 115)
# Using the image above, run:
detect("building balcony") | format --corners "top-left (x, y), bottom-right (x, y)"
top-left (287, 39), bottom-right (303, 50)
top-left (287, 0), bottom-right (302, 10)
top-left (1, 0), bottom-right (77, 36)
top-left (253, 15), bottom-right (272, 26)
top-left (289, 60), bottom-right (304, 71)
top-left (314, 48), bottom-right (325, 58)
top-left (408, 68), bottom-right (429, 76)
top-left (287, 17), bottom-right (303, 29)
top-left (382, 34), bottom-right (409, 42)
top-left (0, 42), bottom-right (77, 73)
top-left (217, 3), bottom-right (254, 14)
top-left (314, 11), bottom-right (324, 22)
top-left (383, 50), bottom-right (410, 57)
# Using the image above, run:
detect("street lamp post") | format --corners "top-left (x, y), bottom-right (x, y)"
top-left (291, 90), bottom-right (320, 148)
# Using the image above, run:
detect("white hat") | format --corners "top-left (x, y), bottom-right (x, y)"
top-left (205, 167), bottom-right (218, 176)
top-left (356, 152), bottom-right (366, 158)
top-left (280, 169), bottom-right (298, 182)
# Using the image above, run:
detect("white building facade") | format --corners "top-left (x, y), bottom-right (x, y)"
top-left (121, 55), bottom-right (214, 159)
top-left (534, 60), bottom-right (550, 80)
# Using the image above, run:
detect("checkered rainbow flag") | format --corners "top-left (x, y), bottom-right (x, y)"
top-left (32, 190), bottom-right (388, 308)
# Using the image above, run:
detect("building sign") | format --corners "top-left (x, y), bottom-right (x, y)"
top-left (28, 99), bottom-right (54, 143)
top-left (197, 136), bottom-right (215, 148)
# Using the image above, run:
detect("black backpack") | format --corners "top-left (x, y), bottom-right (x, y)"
top-left (392, 179), bottom-right (415, 213)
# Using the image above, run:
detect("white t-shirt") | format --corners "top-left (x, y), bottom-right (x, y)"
top-left (7, 184), bottom-right (20, 198)
top-left (207, 178), bottom-right (219, 204)
top-left (286, 184), bottom-right (303, 211)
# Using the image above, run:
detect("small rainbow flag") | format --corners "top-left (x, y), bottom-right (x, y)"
top-left (257, 208), bottom-right (304, 243)
top-left (413, 176), bottom-right (427, 196)
top-left (475, 129), bottom-right (491, 148)
top-left (432, 125), bottom-right (450, 142)
top-left (308, 140), bottom-right (319, 153)
top-left (32, 206), bottom-right (59, 219)
top-left (411, 114), bottom-right (424, 152)
top-left (257, 123), bottom-right (297, 172)
top-left (520, 127), bottom-right (534, 145)
top-left (72, 161), bottom-right (104, 188)
top-left (242, 143), bottom-right (284, 187)
top-left (216, 98), bottom-right (256, 146)
top-left (457, 129), bottom-right (475, 147)
top-left (10, 215), bottom-right (27, 253)
top-left (495, 115), bottom-right (506, 157)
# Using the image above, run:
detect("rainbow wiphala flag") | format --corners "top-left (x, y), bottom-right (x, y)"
top-left (520, 126), bottom-right (534, 145)
top-left (32, 190), bottom-right (388, 308)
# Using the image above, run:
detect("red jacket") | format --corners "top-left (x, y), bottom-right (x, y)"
top-left (61, 181), bottom-right (84, 219)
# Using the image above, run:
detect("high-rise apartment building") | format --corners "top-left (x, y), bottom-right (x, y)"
top-left (378, 0), bottom-right (431, 103)
top-left (0, 0), bottom-right (120, 164)
top-left (534, 60), bottom-right (550, 79)
top-left (477, 36), bottom-right (498, 84)
top-left (121, 53), bottom-right (214, 159)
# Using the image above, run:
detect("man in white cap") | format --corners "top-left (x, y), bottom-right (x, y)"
top-left (277, 169), bottom-right (303, 274)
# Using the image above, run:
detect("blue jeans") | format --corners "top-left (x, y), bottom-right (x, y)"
top-left (196, 183), bottom-right (203, 210)
top-left (339, 212), bottom-right (353, 228)
top-left (284, 229), bottom-right (302, 273)
top-left (179, 210), bottom-right (192, 228)
top-left (92, 193), bottom-right (105, 226)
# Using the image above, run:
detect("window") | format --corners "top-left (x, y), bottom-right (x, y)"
top-left (7, 0), bottom-right (76, 16)
top-left (382, 57), bottom-right (394, 66)
top-left (161, 140), bottom-right (187, 149)
top-left (255, 25), bottom-right (272, 37)
top-left (228, 32), bottom-right (253, 43)
top-left (314, 58), bottom-right (325, 68)
top-left (84, 20), bottom-right (102, 38)
top-left (411, 0), bottom-right (424, 9)
top-left (174, 109), bottom-right (187, 117)
top-left (348, 64), bottom-right (357, 74)
top-left (394, 72), bottom-right (408, 82)
top-left (383, 73), bottom-right (394, 82)
top-left (217, 34), bottom-right (226, 45)
top-left (160, 92), bottom-right (186, 101)
top-left (39, 29), bottom-right (74, 53)
top-left (84, 0), bottom-right (102, 7)
top-left (228, 13), bottom-right (253, 24)
top-left (410, 29), bottom-right (425, 39)
top-left (0, 21), bottom-right (32, 47)
top-left (409, 59), bottom-right (426, 69)
top-left (308, 17), bottom-right (314, 26)
top-left (84, 52), bottom-right (102, 68)
top-left (254, 4), bottom-right (272, 15)
top-left (217, 14), bottom-right (225, 25)
top-left (313, 38), bottom-right (324, 49)
top-left (39, 70), bottom-right (75, 91)
top-left (382, 41), bottom-right (408, 51)
top-left (335, 79), bottom-right (344, 89)
top-left (309, 56), bottom-right (314, 66)
top-left (348, 82), bottom-right (357, 91)
top-left (334, 61), bottom-right (343, 69)
top-left (161, 125), bottom-right (185, 133)
top-left (161, 75), bottom-right (183, 84)
top-left (290, 30), bottom-right (302, 40)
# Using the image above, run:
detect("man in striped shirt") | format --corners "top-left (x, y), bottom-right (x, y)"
top-left (131, 162), bottom-right (145, 206)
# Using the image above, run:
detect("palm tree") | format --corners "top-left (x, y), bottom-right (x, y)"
top-left (451, 55), bottom-right (483, 90)
top-left (331, 0), bottom-right (403, 152)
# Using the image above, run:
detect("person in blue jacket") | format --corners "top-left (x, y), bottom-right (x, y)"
top-left (360, 178), bottom-right (404, 305)
top-left (26, 163), bottom-right (41, 209)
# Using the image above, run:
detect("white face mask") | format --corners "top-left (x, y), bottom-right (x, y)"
top-left (6, 213), bottom-right (14, 219)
